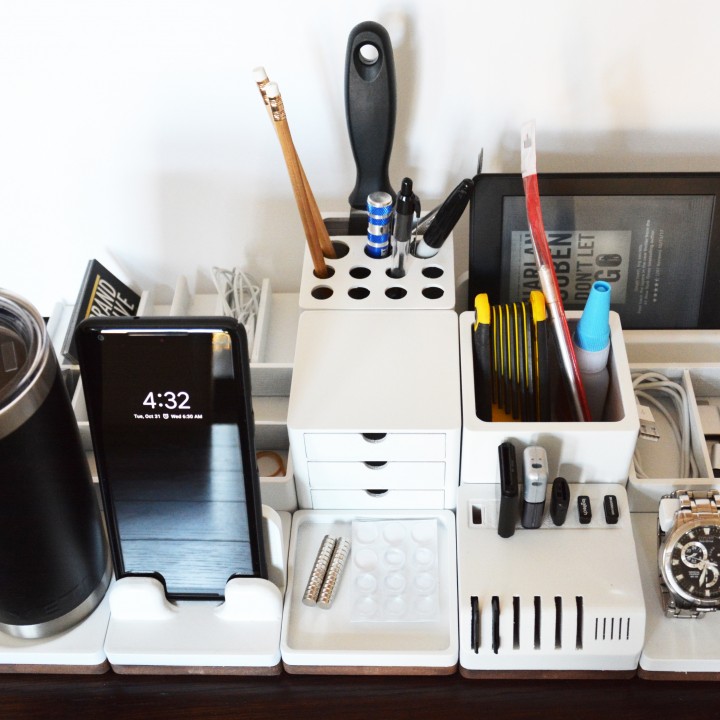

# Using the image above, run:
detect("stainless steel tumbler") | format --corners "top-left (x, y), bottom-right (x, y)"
top-left (0, 290), bottom-right (110, 638)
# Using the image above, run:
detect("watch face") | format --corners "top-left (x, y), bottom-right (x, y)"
top-left (661, 518), bottom-right (720, 607)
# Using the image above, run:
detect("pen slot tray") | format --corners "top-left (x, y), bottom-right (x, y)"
top-left (459, 310), bottom-right (639, 485)
top-left (298, 214), bottom-right (455, 310)
top-left (456, 484), bottom-right (645, 677)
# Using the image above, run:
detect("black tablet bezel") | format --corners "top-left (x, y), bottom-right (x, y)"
top-left (468, 172), bottom-right (720, 329)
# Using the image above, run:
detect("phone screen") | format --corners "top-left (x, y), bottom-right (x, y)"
top-left (77, 320), bottom-right (266, 599)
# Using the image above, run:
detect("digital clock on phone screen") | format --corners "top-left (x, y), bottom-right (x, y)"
top-left (142, 391), bottom-right (191, 410)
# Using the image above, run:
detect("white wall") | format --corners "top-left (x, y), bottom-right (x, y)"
top-left (2, 0), bottom-right (719, 315)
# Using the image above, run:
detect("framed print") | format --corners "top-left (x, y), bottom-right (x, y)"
top-left (468, 173), bottom-right (720, 328)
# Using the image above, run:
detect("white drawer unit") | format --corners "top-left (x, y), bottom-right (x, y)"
top-left (307, 461), bottom-right (445, 490)
top-left (288, 310), bottom-right (462, 509)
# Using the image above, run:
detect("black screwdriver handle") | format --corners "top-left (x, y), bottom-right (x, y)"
top-left (344, 21), bottom-right (397, 210)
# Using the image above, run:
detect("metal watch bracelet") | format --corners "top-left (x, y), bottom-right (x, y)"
top-left (658, 490), bottom-right (720, 619)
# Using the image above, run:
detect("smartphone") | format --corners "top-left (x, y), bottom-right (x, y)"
top-left (75, 316), bottom-right (267, 600)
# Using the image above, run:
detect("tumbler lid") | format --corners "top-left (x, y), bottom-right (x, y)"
top-left (0, 290), bottom-right (52, 438)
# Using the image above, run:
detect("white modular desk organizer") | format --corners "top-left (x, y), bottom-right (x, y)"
top-left (103, 506), bottom-right (288, 675)
top-left (459, 310), bottom-right (640, 485)
top-left (281, 509), bottom-right (458, 674)
top-left (623, 329), bottom-right (720, 679)
top-left (287, 310), bottom-right (462, 510)
top-left (50, 275), bottom-right (300, 513)
top-left (298, 219), bottom-right (455, 311)
top-left (0, 589), bottom-right (111, 674)
top-left (456, 483), bottom-right (645, 677)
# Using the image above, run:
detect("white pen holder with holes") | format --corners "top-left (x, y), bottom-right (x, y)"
top-left (280, 509), bottom-right (458, 674)
top-left (456, 483), bottom-right (645, 676)
top-left (459, 310), bottom-right (640, 486)
top-left (103, 506), bottom-right (289, 674)
top-left (298, 216), bottom-right (455, 311)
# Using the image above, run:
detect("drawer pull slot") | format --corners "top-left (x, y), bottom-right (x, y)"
top-left (361, 432), bottom-right (387, 443)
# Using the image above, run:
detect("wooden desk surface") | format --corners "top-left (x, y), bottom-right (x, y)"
top-left (1, 672), bottom-right (719, 719)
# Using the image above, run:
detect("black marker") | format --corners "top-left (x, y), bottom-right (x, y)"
top-left (497, 442), bottom-right (519, 538)
top-left (389, 177), bottom-right (420, 278)
top-left (412, 178), bottom-right (473, 259)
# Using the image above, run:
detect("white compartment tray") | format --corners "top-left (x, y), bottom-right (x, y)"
top-left (281, 509), bottom-right (458, 674)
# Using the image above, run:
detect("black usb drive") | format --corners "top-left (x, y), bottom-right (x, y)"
top-left (497, 442), bottom-right (519, 538)
top-left (578, 495), bottom-right (592, 525)
top-left (550, 476), bottom-right (570, 526)
top-left (603, 494), bottom-right (619, 525)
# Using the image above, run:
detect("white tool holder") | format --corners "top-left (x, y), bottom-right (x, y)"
top-left (298, 218), bottom-right (455, 311)
top-left (459, 310), bottom-right (640, 485)
top-left (457, 484), bottom-right (645, 677)
top-left (103, 506), bottom-right (288, 674)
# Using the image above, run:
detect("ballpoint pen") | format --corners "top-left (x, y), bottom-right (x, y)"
top-left (389, 177), bottom-right (420, 279)
top-left (412, 178), bottom-right (474, 259)
top-left (520, 121), bottom-right (591, 421)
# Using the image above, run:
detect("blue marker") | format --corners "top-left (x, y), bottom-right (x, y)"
top-left (573, 281), bottom-right (611, 421)
top-left (365, 192), bottom-right (393, 259)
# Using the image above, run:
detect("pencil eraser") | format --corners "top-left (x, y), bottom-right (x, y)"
top-left (264, 82), bottom-right (279, 99)
top-left (252, 66), bottom-right (268, 82)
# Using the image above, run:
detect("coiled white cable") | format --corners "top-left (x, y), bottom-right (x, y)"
top-left (211, 267), bottom-right (261, 349)
top-left (632, 371), bottom-right (698, 479)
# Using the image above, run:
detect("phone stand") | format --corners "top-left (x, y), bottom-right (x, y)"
top-left (103, 506), bottom-right (289, 675)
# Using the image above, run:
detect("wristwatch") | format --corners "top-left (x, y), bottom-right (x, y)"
top-left (658, 489), bottom-right (720, 618)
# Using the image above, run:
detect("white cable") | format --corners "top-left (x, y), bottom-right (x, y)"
top-left (632, 371), bottom-right (697, 479)
top-left (211, 267), bottom-right (261, 349)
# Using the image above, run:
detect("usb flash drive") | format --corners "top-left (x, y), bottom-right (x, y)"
top-left (550, 476), bottom-right (570, 526)
top-left (578, 495), bottom-right (592, 524)
top-left (603, 494), bottom-right (619, 525)
top-left (521, 446), bottom-right (548, 529)
top-left (497, 442), bottom-right (519, 538)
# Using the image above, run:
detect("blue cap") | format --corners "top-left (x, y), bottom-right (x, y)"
top-left (575, 281), bottom-right (611, 352)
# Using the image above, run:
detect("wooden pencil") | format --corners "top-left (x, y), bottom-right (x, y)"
top-left (253, 68), bottom-right (335, 261)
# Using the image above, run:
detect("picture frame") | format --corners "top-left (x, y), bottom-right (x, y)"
top-left (468, 173), bottom-right (720, 328)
